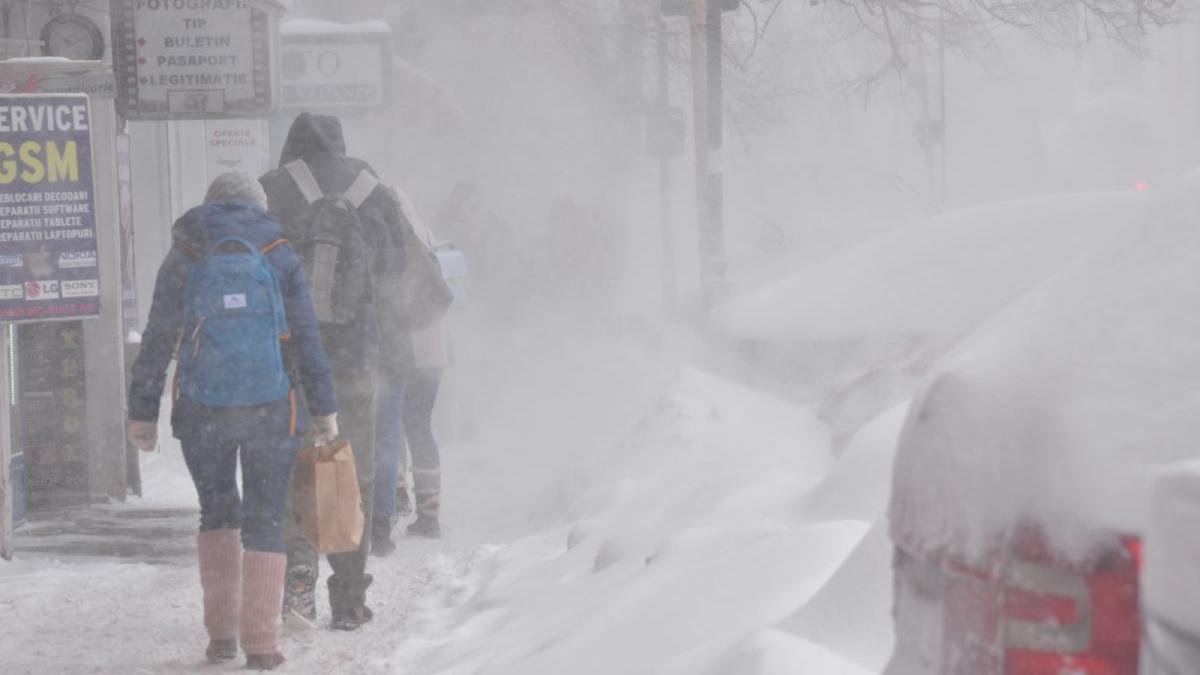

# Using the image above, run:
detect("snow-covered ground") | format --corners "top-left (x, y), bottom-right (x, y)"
top-left (0, 315), bottom-right (903, 674)
top-left (6, 183), bottom-right (1165, 673)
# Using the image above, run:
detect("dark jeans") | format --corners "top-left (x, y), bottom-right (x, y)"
top-left (285, 366), bottom-right (376, 585)
top-left (373, 377), bottom-right (405, 521)
top-left (178, 396), bottom-right (300, 553)
top-left (404, 368), bottom-right (442, 518)
top-left (371, 368), bottom-right (443, 524)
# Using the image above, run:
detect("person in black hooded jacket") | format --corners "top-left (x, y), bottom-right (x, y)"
top-left (260, 113), bottom-right (414, 631)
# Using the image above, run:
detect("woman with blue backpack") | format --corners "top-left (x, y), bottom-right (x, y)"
top-left (126, 172), bottom-right (338, 671)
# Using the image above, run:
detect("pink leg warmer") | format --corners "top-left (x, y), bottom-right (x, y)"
top-left (197, 529), bottom-right (242, 641)
top-left (240, 551), bottom-right (287, 657)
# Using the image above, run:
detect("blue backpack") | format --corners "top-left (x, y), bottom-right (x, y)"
top-left (177, 237), bottom-right (291, 407)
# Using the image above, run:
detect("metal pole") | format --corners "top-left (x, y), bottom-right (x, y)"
top-left (0, 322), bottom-right (11, 560)
top-left (704, 0), bottom-right (727, 307)
top-left (689, 0), bottom-right (711, 310)
top-left (656, 16), bottom-right (677, 315)
top-left (938, 5), bottom-right (948, 207)
top-left (83, 97), bottom-right (129, 502)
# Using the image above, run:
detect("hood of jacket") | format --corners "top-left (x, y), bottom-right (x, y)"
top-left (172, 201), bottom-right (283, 254)
top-left (279, 112), bottom-right (347, 166)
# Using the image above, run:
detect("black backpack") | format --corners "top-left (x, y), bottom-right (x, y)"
top-left (283, 159), bottom-right (379, 326)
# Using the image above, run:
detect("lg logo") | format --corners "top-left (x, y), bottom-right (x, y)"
top-left (24, 280), bottom-right (60, 299)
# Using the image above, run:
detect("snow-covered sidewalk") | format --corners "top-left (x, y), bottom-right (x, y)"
top-left (0, 325), bottom-right (903, 674)
top-left (0, 441), bottom-right (485, 674)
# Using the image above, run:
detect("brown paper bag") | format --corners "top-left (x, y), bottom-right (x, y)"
top-left (291, 439), bottom-right (364, 554)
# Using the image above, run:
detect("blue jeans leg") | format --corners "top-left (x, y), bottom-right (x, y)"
top-left (180, 398), bottom-right (299, 553)
top-left (238, 432), bottom-right (300, 553)
top-left (182, 439), bottom-right (241, 533)
top-left (373, 378), bottom-right (406, 523)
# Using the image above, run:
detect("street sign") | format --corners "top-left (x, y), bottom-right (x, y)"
top-left (280, 20), bottom-right (391, 109)
top-left (111, 0), bottom-right (284, 120)
top-left (0, 95), bottom-right (100, 324)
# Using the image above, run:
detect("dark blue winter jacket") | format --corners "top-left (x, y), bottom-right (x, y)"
top-left (128, 201), bottom-right (337, 433)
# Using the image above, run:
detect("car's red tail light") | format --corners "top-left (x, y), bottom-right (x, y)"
top-left (935, 525), bottom-right (1141, 675)
top-left (1002, 528), bottom-right (1140, 675)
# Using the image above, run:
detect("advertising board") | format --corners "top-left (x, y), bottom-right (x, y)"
top-left (0, 94), bottom-right (99, 323)
top-left (112, 0), bottom-right (282, 120)
top-left (281, 37), bottom-right (387, 108)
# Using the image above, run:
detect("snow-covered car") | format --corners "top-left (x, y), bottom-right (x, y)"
top-left (713, 191), bottom-right (1146, 446)
top-left (883, 177), bottom-right (1200, 675)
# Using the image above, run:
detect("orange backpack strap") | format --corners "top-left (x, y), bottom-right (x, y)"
top-left (261, 238), bottom-right (288, 255)
top-left (262, 239), bottom-right (292, 342)
top-left (288, 389), bottom-right (298, 437)
top-left (175, 241), bottom-right (203, 260)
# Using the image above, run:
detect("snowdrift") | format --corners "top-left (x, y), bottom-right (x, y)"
top-left (400, 368), bottom-right (897, 674)
top-left (714, 192), bottom-right (1145, 343)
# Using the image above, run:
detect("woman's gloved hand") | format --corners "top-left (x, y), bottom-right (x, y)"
top-left (310, 413), bottom-right (339, 445)
top-left (127, 420), bottom-right (158, 452)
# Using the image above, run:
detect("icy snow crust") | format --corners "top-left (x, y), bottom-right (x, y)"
top-left (714, 192), bottom-right (1144, 342)
top-left (891, 181), bottom-right (1200, 563)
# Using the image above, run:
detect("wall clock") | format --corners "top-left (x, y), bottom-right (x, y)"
top-left (41, 13), bottom-right (106, 61)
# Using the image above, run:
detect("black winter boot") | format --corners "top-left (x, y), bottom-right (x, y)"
top-left (245, 651), bottom-right (286, 671)
top-left (370, 518), bottom-right (397, 558)
top-left (204, 638), bottom-right (237, 662)
top-left (406, 514), bottom-right (441, 539)
top-left (328, 574), bottom-right (374, 631)
top-left (282, 564), bottom-right (317, 623)
top-left (395, 485), bottom-right (413, 518)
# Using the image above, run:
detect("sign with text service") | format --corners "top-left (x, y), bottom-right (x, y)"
top-left (0, 95), bottom-right (99, 323)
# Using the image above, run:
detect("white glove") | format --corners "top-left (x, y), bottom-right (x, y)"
top-left (310, 413), bottom-right (339, 445)
top-left (127, 420), bottom-right (158, 452)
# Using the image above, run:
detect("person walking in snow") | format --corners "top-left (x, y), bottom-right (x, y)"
top-left (126, 172), bottom-right (338, 671)
top-left (372, 203), bottom-right (451, 554)
top-left (260, 113), bottom-right (414, 630)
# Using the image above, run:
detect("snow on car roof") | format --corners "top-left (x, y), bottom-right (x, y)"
top-left (890, 180), bottom-right (1200, 563)
top-left (713, 192), bottom-right (1144, 343)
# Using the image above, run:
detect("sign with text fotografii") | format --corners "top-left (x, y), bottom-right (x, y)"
top-left (0, 95), bottom-right (100, 323)
top-left (112, 0), bottom-right (282, 120)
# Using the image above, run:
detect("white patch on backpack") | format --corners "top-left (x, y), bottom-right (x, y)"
top-left (224, 293), bottom-right (247, 309)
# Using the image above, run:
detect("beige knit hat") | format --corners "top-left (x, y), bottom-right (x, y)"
top-left (204, 171), bottom-right (267, 209)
